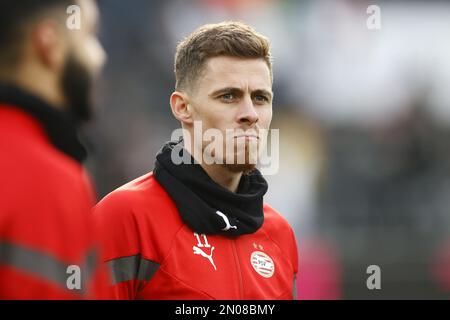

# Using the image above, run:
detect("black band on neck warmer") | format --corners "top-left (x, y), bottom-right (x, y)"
top-left (153, 140), bottom-right (268, 237)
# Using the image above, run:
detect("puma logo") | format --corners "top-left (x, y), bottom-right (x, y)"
top-left (193, 245), bottom-right (217, 271)
top-left (216, 210), bottom-right (237, 231)
top-left (193, 233), bottom-right (218, 271)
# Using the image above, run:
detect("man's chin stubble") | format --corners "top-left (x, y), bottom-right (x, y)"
top-left (221, 163), bottom-right (258, 175)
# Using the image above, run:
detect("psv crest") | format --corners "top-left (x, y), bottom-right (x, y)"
top-left (251, 250), bottom-right (275, 278)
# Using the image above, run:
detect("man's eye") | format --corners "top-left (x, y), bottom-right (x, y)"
top-left (220, 94), bottom-right (235, 101)
top-left (254, 95), bottom-right (269, 103)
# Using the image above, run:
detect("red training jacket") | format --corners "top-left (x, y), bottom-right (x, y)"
top-left (94, 172), bottom-right (299, 300)
top-left (0, 105), bottom-right (104, 299)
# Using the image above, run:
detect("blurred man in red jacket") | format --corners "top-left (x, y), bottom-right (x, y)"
top-left (0, 0), bottom-right (106, 299)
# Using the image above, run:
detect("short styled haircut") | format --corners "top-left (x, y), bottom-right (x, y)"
top-left (174, 21), bottom-right (273, 91)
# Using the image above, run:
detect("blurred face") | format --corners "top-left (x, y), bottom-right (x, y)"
top-left (61, 0), bottom-right (105, 122)
top-left (188, 56), bottom-right (273, 173)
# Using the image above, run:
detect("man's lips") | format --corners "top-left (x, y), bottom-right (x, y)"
top-left (234, 134), bottom-right (259, 140)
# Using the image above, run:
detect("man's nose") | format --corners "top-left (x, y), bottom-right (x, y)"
top-left (237, 95), bottom-right (259, 126)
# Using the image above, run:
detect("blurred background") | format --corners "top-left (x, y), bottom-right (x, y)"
top-left (87, 0), bottom-right (450, 299)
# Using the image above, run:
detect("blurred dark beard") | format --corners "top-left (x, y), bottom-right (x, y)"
top-left (60, 53), bottom-right (93, 124)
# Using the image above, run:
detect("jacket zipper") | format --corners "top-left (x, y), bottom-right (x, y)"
top-left (231, 240), bottom-right (244, 299)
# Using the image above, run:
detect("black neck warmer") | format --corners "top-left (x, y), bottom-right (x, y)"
top-left (153, 140), bottom-right (269, 237)
top-left (0, 82), bottom-right (87, 163)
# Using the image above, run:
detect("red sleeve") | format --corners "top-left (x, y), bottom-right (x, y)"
top-left (0, 169), bottom-right (101, 299)
top-left (93, 190), bottom-right (144, 300)
top-left (289, 225), bottom-right (299, 300)
top-left (262, 203), bottom-right (299, 300)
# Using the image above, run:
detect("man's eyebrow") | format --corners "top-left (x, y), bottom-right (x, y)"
top-left (209, 87), bottom-right (273, 98)
top-left (209, 87), bottom-right (244, 97)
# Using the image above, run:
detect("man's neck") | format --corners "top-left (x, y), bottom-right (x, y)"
top-left (0, 65), bottom-right (65, 113)
top-left (184, 136), bottom-right (243, 193)
top-left (200, 163), bottom-right (243, 193)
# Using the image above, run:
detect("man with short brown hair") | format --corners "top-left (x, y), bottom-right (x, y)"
top-left (94, 21), bottom-right (298, 300)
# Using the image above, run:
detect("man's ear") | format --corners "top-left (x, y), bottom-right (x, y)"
top-left (170, 91), bottom-right (194, 125)
top-left (31, 21), bottom-right (67, 71)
